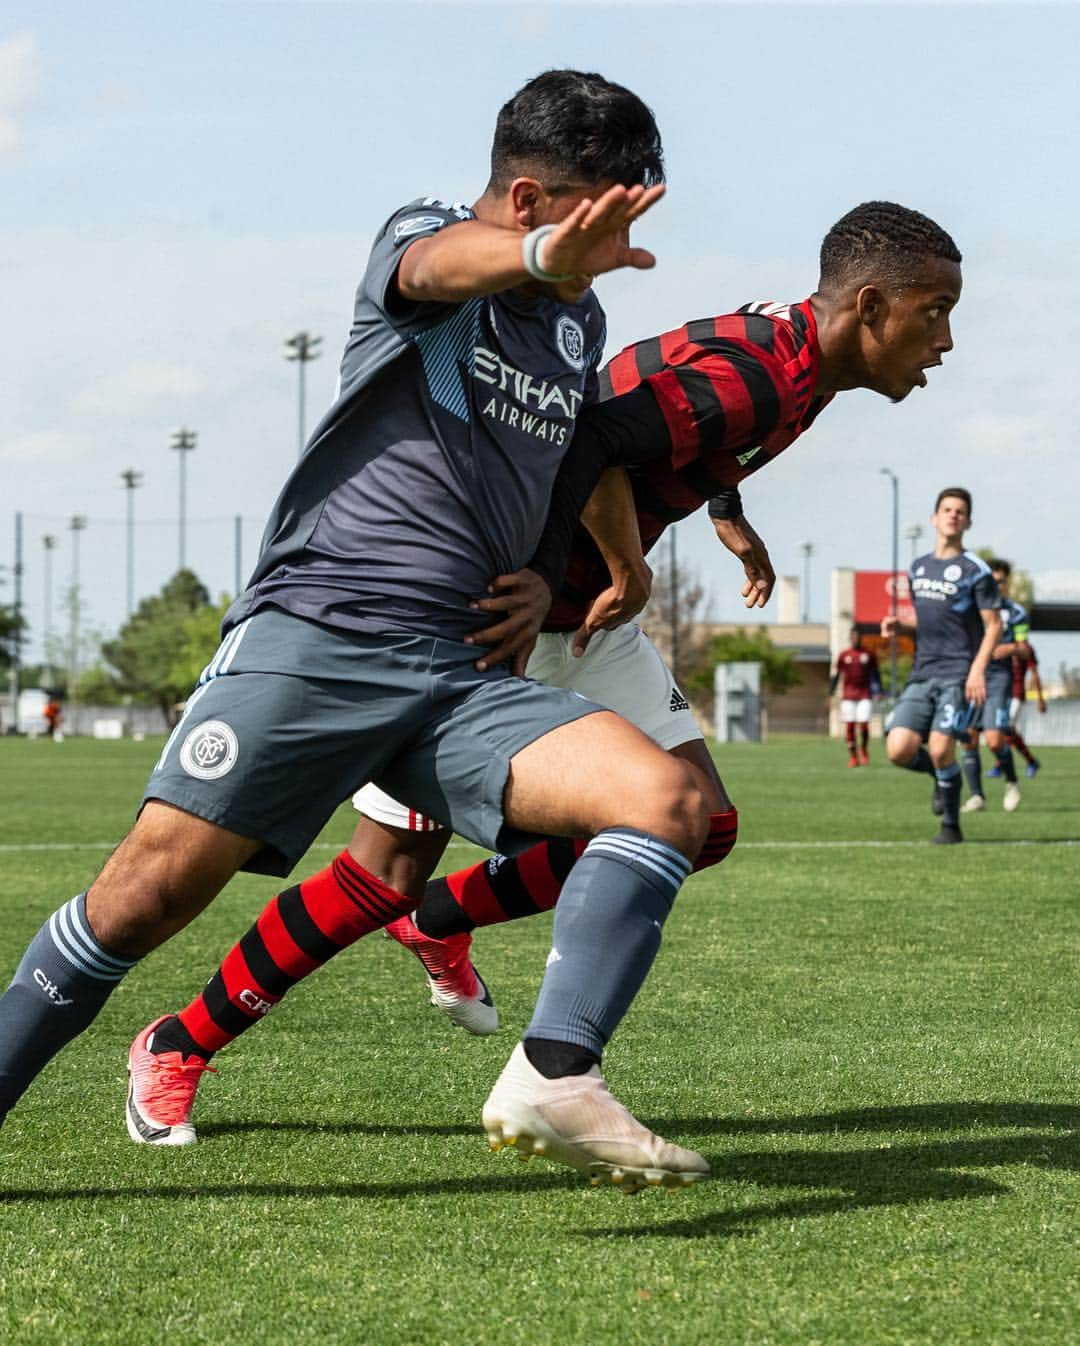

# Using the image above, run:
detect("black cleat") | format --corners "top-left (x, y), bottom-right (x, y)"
top-left (931, 784), bottom-right (945, 816)
top-left (931, 824), bottom-right (963, 845)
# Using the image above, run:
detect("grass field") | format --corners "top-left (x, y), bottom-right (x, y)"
top-left (0, 734), bottom-right (1077, 1346)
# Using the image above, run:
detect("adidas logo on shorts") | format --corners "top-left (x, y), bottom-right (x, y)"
top-left (670, 688), bottom-right (690, 712)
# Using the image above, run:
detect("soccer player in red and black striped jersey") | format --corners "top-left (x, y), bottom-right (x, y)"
top-left (134, 202), bottom-right (962, 1143)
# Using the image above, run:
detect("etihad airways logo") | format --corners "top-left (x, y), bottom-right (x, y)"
top-left (912, 576), bottom-right (959, 600)
top-left (475, 345), bottom-right (585, 444)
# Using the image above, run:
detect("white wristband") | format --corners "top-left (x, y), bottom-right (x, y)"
top-left (522, 225), bottom-right (574, 283)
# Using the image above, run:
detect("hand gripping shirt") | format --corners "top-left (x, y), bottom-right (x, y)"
top-left (227, 199), bottom-right (605, 640)
top-left (908, 551), bottom-right (1001, 682)
top-left (546, 299), bottom-right (832, 630)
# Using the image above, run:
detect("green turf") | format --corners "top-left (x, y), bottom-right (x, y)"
top-left (0, 735), bottom-right (1077, 1346)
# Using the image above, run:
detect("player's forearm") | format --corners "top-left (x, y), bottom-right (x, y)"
top-left (971, 615), bottom-right (1004, 676)
top-left (581, 468), bottom-right (646, 583)
top-left (397, 222), bottom-right (535, 302)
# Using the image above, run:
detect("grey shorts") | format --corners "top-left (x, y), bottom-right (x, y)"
top-left (146, 608), bottom-right (601, 876)
top-left (978, 668), bottom-right (1012, 732)
top-left (885, 676), bottom-right (968, 738)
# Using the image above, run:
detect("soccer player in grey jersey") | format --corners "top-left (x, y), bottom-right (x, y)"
top-left (0, 71), bottom-right (715, 1192)
top-left (882, 488), bottom-right (1002, 843)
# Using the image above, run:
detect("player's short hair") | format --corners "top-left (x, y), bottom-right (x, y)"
top-left (819, 202), bottom-right (961, 291)
top-left (934, 486), bottom-right (972, 514)
top-left (488, 70), bottom-right (664, 193)
top-left (989, 558), bottom-right (1012, 578)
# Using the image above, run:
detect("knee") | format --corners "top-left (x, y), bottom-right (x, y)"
top-left (885, 733), bottom-right (912, 767)
top-left (643, 760), bottom-right (710, 861)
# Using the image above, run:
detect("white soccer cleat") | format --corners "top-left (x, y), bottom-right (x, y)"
top-left (961, 794), bottom-right (987, 813)
top-left (126, 1015), bottom-right (215, 1146)
top-left (1003, 783), bottom-right (1021, 812)
top-left (482, 1042), bottom-right (710, 1193)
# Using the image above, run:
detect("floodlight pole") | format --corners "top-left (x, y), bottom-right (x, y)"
top-left (11, 512), bottom-right (23, 728)
top-left (904, 522), bottom-right (923, 564)
top-left (68, 514), bottom-right (87, 697)
top-left (881, 468), bottom-right (900, 702)
top-left (284, 330), bottom-right (323, 459)
top-left (120, 468), bottom-right (143, 617)
top-left (800, 542), bottom-right (815, 623)
top-left (170, 428), bottom-right (197, 571)
top-left (42, 533), bottom-right (57, 684)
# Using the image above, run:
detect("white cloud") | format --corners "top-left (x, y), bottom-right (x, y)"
top-left (0, 429), bottom-right (87, 464)
top-left (0, 31), bottom-right (39, 155)
top-left (72, 362), bottom-right (207, 418)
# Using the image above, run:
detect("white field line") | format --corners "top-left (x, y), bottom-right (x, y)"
top-left (1, 838), bottom-right (1077, 854)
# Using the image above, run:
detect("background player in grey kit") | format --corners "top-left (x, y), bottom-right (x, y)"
top-left (0, 70), bottom-right (718, 1192)
top-left (960, 558), bottom-right (1027, 814)
top-left (882, 488), bottom-right (1002, 843)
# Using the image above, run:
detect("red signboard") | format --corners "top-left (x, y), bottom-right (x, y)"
top-left (854, 570), bottom-right (915, 626)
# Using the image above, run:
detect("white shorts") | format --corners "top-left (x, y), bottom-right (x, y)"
top-left (840, 698), bottom-right (872, 724)
top-left (353, 624), bottom-right (702, 831)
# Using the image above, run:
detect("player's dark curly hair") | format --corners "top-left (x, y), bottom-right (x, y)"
top-left (488, 70), bottom-right (664, 192)
top-left (989, 558), bottom-right (1012, 577)
top-left (819, 202), bottom-right (961, 290)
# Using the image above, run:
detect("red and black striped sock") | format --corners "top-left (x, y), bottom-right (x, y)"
top-left (845, 723), bottom-right (857, 753)
top-left (414, 809), bottom-right (739, 939)
top-left (156, 851), bottom-right (415, 1059)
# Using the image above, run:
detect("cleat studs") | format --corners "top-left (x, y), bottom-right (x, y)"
top-left (532, 1139), bottom-right (547, 1155)
top-left (610, 1169), bottom-right (625, 1183)
top-left (518, 1152), bottom-right (531, 1163)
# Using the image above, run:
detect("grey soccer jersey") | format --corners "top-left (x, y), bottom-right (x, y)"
top-left (909, 551), bottom-right (1000, 681)
top-left (227, 198), bottom-right (606, 641)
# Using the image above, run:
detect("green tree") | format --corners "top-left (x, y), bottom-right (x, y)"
top-left (974, 547), bottom-right (1034, 607)
top-left (0, 603), bottom-right (27, 670)
top-left (167, 595), bottom-right (232, 693)
top-left (685, 627), bottom-right (801, 701)
top-left (100, 570), bottom-right (212, 717)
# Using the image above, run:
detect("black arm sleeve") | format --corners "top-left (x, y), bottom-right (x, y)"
top-left (528, 385), bottom-right (671, 593)
top-left (707, 488), bottom-right (744, 521)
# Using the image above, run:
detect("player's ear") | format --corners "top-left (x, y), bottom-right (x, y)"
top-left (854, 284), bottom-right (885, 326)
top-left (509, 177), bottom-right (545, 230)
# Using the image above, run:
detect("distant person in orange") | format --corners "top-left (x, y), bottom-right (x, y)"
top-left (830, 626), bottom-right (881, 765)
top-left (43, 697), bottom-right (63, 741)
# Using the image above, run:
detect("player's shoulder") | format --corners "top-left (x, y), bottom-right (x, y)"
top-left (960, 550), bottom-right (993, 577)
top-left (375, 196), bottom-right (474, 246)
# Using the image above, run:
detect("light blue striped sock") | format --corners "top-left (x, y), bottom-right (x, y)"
top-left (0, 893), bottom-right (138, 1123)
top-left (525, 828), bottom-right (691, 1059)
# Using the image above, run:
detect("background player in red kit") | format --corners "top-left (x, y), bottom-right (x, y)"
top-left (830, 626), bottom-right (881, 765)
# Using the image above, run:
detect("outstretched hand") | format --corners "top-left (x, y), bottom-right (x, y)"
top-left (465, 568), bottom-right (552, 675)
top-left (539, 183), bottom-right (666, 284)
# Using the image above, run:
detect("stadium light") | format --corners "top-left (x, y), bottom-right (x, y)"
top-left (904, 522), bottom-right (923, 563)
top-left (42, 534), bottom-right (57, 683)
top-left (120, 469), bottom-right (143, 617)
top-left (799, 542), bottom-right (815, 622)
top-left (284, 330), bottom-right (322, 460)
top-left (170, 428), bottom-right (197, 571)
top-left (881, 468), bottom-right (900, 701)
top-left (68, 514), bottom-right (87, 694)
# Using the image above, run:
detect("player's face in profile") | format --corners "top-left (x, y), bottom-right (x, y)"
top-left (872, 257), bottom-right (962, 402)
top-left (931, 494), bottom-right (970, 543)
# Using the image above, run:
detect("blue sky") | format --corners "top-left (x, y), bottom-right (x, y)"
top-left (3, 1), bottom-right (1079, 672)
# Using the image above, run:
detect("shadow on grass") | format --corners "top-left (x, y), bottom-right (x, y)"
top-left (3, 1102), bottom-right (1075, 1223)
top-left (0, 1169), bottom-right (579, 1203)
top-left (199, 1119), bottom-right (478, 1138)
top-left (582, 1102), bottom-right (1079, 1239)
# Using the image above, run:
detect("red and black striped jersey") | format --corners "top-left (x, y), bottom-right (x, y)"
top-left (546, 299), bottom-right (833, 631)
